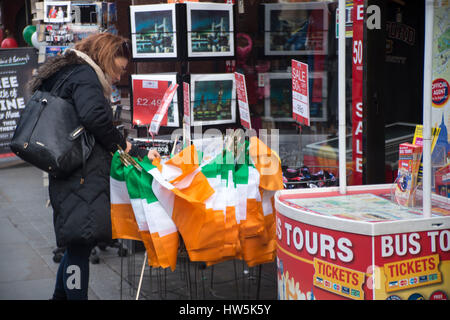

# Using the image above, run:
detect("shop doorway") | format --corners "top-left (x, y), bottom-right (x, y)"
top-left (364, 0), bottom-right (425, 184)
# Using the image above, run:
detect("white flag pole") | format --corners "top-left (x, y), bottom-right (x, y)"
top-left (422, 0), bottom-right (434, 217)
top-left (338, 0), bottom-right (347, 194)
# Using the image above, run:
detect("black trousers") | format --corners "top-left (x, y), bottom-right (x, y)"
top-left (52, 245), bottom-right (92, 300)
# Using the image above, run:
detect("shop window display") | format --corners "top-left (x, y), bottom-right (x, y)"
top-left (127, 0), bottom-right (340, 186)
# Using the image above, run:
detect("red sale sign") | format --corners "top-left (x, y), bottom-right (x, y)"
top-left (291, 60), bottom-right (310, 126)
top-left (149, 83), bottom-right (178, 136)
top-left (132, 79), bottom-right (170, 126)
top-left (351, 1), bottom-right (364, 185)
top-left (234, 72), bottom-right (252, 129)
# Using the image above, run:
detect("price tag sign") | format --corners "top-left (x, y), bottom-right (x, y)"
top-left (183, 82), bottom-right (191, 145)
top-left (234, 72), bottom-right (251, 129)
top-left (149, 83), bottom-right (179, 135)
top-left (132, 78), bottom-right (169, 126)
top-left (183, 82), bottom-right (190, 127)
top-left (291, 59), bottom-right (310, 126)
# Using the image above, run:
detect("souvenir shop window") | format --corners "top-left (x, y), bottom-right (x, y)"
top-left (186, 2), bottom-right (235, 59)
top-left (129, 4), bottom-right (180, 60)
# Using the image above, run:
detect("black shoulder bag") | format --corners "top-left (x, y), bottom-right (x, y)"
top-left (10, 68), bottom-right (95, 180)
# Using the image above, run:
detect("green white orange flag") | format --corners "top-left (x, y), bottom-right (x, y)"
top-left (110, 136), bottom-right (283, 270)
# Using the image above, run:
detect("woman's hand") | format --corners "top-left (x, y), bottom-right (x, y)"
top-left (147, 149), bottom-right (160, 161)
top-left (125, 141), bottom-right (132, 153)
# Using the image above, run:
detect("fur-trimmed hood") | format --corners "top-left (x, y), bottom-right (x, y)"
top-left (28, 50), bottom-right (86, 92)
top-left (29, 49), bottom-right (112, 98)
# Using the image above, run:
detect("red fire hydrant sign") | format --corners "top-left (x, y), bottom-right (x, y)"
top-left (291, 60), bottom-right (310, 126)
top-left (234, 72), bottom-right (252, 129)
top-left (149, 83), bottom-right (178, 135)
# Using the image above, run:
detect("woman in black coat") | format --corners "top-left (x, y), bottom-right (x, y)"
top-left (29, 33), bottom-right (158, 300)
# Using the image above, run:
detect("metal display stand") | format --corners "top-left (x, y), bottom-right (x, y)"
top-left (118, 238), bottom-right (277, 300)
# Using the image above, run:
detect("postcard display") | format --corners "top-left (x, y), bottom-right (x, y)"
top-left (275, 184), bottom-right (450, 300)
top-left (129, 3), bottom-right (237, 131)
top-left (37, 1), bottom-right (118, 61)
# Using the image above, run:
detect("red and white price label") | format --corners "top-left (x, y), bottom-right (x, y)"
top-left (132, 79), bottom-right (170, 126)
top-left (183, 82), bottom-right (190, 126)
top-left (183, 82), bottom-right (191, 144)
top-left (234, 72), bottom-right (251, 129)
top-left (291, 59), bottom-right (309, 126)
top-left (149, 83), bottom-right (178, 136)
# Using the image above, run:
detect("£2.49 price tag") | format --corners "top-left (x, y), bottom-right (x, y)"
top-left (234, 72), bottom-right (251, 129)
top-left (149, 83), bottom-right (179, 136)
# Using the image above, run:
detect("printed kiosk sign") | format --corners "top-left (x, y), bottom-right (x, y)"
top-left (0, 48), bottom-right (38, 158)
top-left (375, 230), bottom-right (449, 300)
top-left (276, 203), bottom-right (450, 300)
top-left (276, 213), bottom-right (372, 300)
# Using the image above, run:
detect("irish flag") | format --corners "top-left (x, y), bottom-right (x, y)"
top-left (110, 154), bottom-right (179, 271)
top-left (110, 137), bottom-right (283, 270)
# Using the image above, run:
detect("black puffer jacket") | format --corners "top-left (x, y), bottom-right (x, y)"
top-left (30, 51), bottom-right (127, 248)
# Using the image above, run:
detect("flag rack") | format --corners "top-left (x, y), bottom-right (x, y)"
top-left (118, 238), bottom-right (276, 300)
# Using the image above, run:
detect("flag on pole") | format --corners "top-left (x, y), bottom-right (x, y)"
top-left (110, 136), bottom-right (283, 269)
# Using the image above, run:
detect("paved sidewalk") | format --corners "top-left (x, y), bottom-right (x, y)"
top-left (0, 161), bottom-right (278, 300)
top-left (0, 162), bottom-right (135, 300)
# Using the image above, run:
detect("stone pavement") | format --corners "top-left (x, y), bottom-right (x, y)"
top-left (0, 161), bottom-right (278, 300)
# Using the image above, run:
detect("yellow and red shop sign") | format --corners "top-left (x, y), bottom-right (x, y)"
top-left (383, 254), bottom-right (442, 292)
top-left (313, 258), bottom-right (366, 300)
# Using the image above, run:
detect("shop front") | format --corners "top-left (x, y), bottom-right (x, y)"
top-left (1, 0), bottom-right (448, 300)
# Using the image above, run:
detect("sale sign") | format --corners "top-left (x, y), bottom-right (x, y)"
top-left (132, 78), bottom-right (170, 126)
top-left (352, 1), bottom-right (364, 185)
top-left (234, 72), bottom-right (251, 129)
top-left (149, 83), bottom-right (178, 136)
top-left (291, 60), bottom-right (309, 126)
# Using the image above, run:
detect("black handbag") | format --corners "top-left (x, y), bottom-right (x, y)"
top-left (10, 68), bottom-right (95, 179)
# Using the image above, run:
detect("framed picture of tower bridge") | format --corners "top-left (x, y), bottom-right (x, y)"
top-left (190, 73), bottom-right (236, 126)
top-left (186, 2), bottom-right (235, 58)
top-left (264, 2), bottom-right (328, 56)
top-left (130, 4), bottom-right (178, 59)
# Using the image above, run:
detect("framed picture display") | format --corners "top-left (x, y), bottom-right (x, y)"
top-left (264, 72), bottom-right (327, 122)
top-left (130, 4), bottom-right (178, 59)
top-left (131, 73), bottom-right (180, 127)
top-left (264, 2), bottom-right (328, 56)
top-left (186, 2), bottom-right (235, 58)
top-left (44, 1), bottom-right (72, 23)
top-left (190, 73), bottom-right (236, 126)
top-left (71, 2), bottom-right (100, 25)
